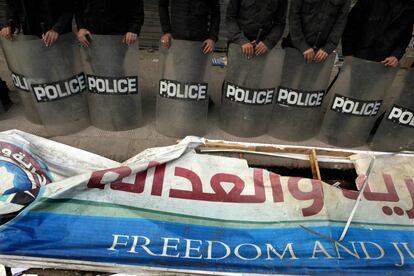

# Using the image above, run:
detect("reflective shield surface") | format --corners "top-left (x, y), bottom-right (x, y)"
top-left (268, 47), bottom-right (335, 141)
top-left (156, 39), bottom-right (211, 138)
top-left (220, 43), bottom-right (284, 137)
top-left (2, 34), bottom-right (90, 135)
top-left (1, 35), bottom-right (41, 124)
top-left (81, 35), bottom-right (142, 131)
top-left (319, 57), bottom-right (397, 148)
top-left (370, 68), bottom-right (414, 152)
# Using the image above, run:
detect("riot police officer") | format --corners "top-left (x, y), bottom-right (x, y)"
top-left (342, 0), bottom-right (414, 67)
top-left (226, 0), bottom-right (288, 58)
top-left (159, 0), bottom-right (221, 54)
top-left (75, 0), bottom-right (144, 47)
top-left (0, 0), bottom-right (73, 47)
top-left (283, 0), bottom-right (350, 63)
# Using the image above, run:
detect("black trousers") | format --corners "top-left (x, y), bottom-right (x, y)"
top-left (0, 77), bottom-right (12, 106)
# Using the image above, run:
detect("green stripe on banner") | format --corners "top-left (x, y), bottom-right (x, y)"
top-left (0, 195), bottom-right (9, 202)
top-left (29, 198), bottom-right (414, 230)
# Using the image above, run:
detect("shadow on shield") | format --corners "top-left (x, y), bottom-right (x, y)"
top-left (220, 43), bottom-right (284, 138)
top-left (268, 47), bottom-right (335, 141)
top-left (319, 57), bottom-right (398, 148)
top-left (1, 35), bottom-right (42, 124)
top-left (5, 34), bottom-right (90, 135)
top-left (81, 35), bottom-right (143, 131)
top-left (156, 40), bottom-right (211, 138)
top-left (370, 68), bottom-right (414, 152)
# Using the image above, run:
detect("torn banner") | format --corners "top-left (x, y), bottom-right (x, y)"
top-left (0, 131), bottom-right (413, 275)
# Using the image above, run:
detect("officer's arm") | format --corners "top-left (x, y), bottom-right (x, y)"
top-left (4, 0), bottom-right (18, 28)
top-left (289, 0), bottom-right (311, 53)
top-left (263, 0), bottom-right (287, 49)
top-left (323, 0), bottom-right (351, 54)
top-left (341, 0), bottom-right (367, 56)
top-left (208, 0), bottom-right (221, 42)
top-left (159, 0), bottom-right (171, 34)
top-left (52, 2), bottom-right (74, 34)
top-left (391, 25), bottom-right (413, 60)
top-left (226, 0), bottom-right (249, 45)
top-left (128, 0), bottom-right (144, 35)
top-left (74, 0), bottom-right (86, 30)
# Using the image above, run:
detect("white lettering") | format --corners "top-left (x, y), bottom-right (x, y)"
top-left (184, 239), bottom-right (203, 259)
top-left (161, 237), bottom-right (180, 258)
top-left (266, 243), bottom-right (298, 260)
top-left (108, 234), bottom-right (130, 251)
top-left (234, 243), bottom-right (262, 261)
top-left (206, 240), bottom-right (231, 260)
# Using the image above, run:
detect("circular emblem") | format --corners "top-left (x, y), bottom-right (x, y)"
top-left (0, 141), bottom-right (52, 225)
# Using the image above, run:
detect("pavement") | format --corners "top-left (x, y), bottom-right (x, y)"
top-left (0, 48), bottom-right (391, 162)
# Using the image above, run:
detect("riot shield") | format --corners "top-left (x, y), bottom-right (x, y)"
top-left (370, 68), bottom-right (414, 152)
top-left (156, 39), bottom-right (211, 137)
top-left (219, 43), bottom-right (285, 137)
top-left (3, 34), bottom-right (90, 135)
top-left (268, 47), bottom-right (335, 141)
top-left (1, 35), bottom-right (42, 124)
top-left (80, 35), bottom-right (142, 131)
top-left (319, 57), bottom-right (397, 148)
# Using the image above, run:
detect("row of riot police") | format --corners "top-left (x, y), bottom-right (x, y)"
top-left (0, 0), bottom-right (145, 133)
top-left (0, 0), bottom-right (413, 152)
top-left (156, 0), bottom-right (414, 152)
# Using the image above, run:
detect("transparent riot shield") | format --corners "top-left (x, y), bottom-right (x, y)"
top-left (156, 39), bottom-right (211, 138)
top-left (370, 68), bottom-right (414, 152)
top-left (80, 35), bottom-right (142, 131)
top-left (219, 43), bottom-right (284, 137)
top-left (1, 35), bottom-right (42, 124)
top-left (268, 47), bottom-right (335, 141)
top-left (319, 57), bottom-right (397, 148)
top-left (5, 33), bottom-right (90, 135)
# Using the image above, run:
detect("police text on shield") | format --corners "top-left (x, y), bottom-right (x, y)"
top-left (331, 94), bottom-right (382, 117)
top-left (224, 82), bottom-right (274, 105)
top-left (276, 87), bottom-right (325, 108)
top-left (387, 105), bottom-right (414, 128)
top-left (32, 73), bottom-right (86, 102)
top-left (87, 75), bottom-right (138, 95)
top-left (159, 79), bottom-right (208, 101)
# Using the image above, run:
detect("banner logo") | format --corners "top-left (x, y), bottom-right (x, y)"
top-left (87, 75), bottom-right (138, 95)
top-left (224, 81), bottom-right (275, 105)
top-left (0, 142), bottom-right (51, 196)
top-left (31, 73), bottom-right (86, 102)
top-left (159, 79), bottom-right (208, 101)
top-left (330, 94), bottom-right (382, 117)
top-left (276, 87), bottom-right (325, 108)
top-left (0, 141), bottom-right (52, 224)
top-left (387, 105), bottom-right (414, 128)
top-left (11, 72), bottom-right (29, 92)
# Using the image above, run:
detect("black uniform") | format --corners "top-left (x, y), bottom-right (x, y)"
top-left (3, 0), bottom-right (73, 37)
top-left (284, 0), bottom-right (350, 54)
top-left (226, 0), bottom-right (288, 49)
top-left (159, 0), bottom-right (221, 42)
top-left (342, 0), bottom-right (414, 62)
top-left (0, 0), bottom-right (12, 109)
top-left (75, 0), bottom-right (144, 35)
top-left (0, 0), bottom-right (7, 27)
